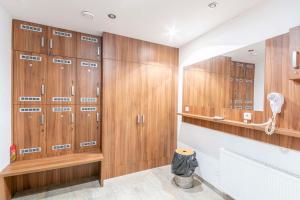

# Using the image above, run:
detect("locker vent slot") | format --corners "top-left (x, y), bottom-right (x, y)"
top-left (19, 96), bottom-right (41, 102)
top-left (20, 24), bottom-right (42, 32)
top-left (53, 58), bottom-right (72, 65)
top-left (80, 61), bottom-right (98, 68)
top-left (80, 98), bottom-right (97, 103)
top-left (81, 36), bottom-right (98, 43)
top-left (80, 141), bottom-right (97, 148)
top-left (80, 107), bottom-right (97, 112)
top-left (19, 107), bottom-right (41, 112)
top-left (52, 144), bottom-right (71, 151)
top-left (52, 97), bottom-right (72, 102)
top-left (245, 106), bottom-right (253, 110)
top-left (20, 54), bottom-right (42, 62)
top-left (20, 147), bottom-right (42, 155)
top-left (52, 107), bottom-right (72, 112)
top-left (53, 30), bottom-right (72, 38)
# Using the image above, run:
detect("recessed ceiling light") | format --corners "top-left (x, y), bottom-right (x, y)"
top-left (208, 1), bottom-right (218, 8)
top-left (108, 13), bottom-right (117, 19)
top-left (166, 25), bottom-right (179, 41)
top-left (81, 10), bottom-right (95, 19)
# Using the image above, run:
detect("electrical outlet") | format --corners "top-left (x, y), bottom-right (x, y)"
top-left (243, 112), bottom-right (252, 120)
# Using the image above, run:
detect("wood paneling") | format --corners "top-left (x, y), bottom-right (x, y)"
top-left (13, 20), bottom-right (48, 54)
top-left (48, 27), bottom-right (76, 57)
top-left (289, 26), bottom-right (300, 80)
top-left (13, 51), bottom-right (47, 105)
top-left (47, 56), bottom-right (76, 104)
top-left (13, 105), bottom-right (46, 161)
top-left (77, 33), bottom-right (101, 61)
top-left (76, 59), bottom-right (101, 105)
top-left (102, 33), bottom-right (178, 179)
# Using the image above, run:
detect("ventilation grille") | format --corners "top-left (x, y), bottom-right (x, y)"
top-left (20, 24), bottom-right (42, 32)
top-left (81, 36), bottom-right (98, 43)
top-left (20, 54), bottom-right (42, 62)
top-left (53, 58), bottom-right (72, 65)
top-left (20, 147), bottom-right (42, 155)
top-left (53, 30), bottom-right (72, 37)
top-left (52, 107), bottom-right (72, 112)
top-left (52, 144), bottom-right (71, 151)
top-left (19, 107), bottom-right (41, 113)
top-left (80, 98), bottom-right (97, 103)
top-left (52, 97), bottom-right (72, 102)
top-left (80, 141), bottom-right (97, 148)
top-left (80, 107), bottom-right (97, 112)
top-left (80, 61), bottom-right (98, 68)
top-left (19, 96), bottom-right (41, 102)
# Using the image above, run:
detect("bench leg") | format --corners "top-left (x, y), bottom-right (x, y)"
top-left (99, 162), bottom-right (104, 187)
top-left (0, 177), bottom-right (11, 200)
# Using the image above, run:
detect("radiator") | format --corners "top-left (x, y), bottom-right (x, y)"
top-left (220, 149), bottom-right (300, 200)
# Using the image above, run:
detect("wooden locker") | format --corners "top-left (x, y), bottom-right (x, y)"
top-left (76, 59), bottom-right (101, 105)
top-left (46, 105), bottom-right (75, 156)
top-left (13, 20), bottom-right (48, 54)
top-left (77, 33), bottom-right (101, 61)
top-left (13, 51), bottom-right (47, 105)
top-left (47, 56), bottom-right (76, 104)
top-left (289, 26), bottom-right (300, 80)
top-left (13, 105), bottom-right (46, 161)
top-left (48, 27), bottom-right (76, 57)
top-left (75, 106), bottom-right (101, 152)
top-left (245, 64), bottom-right (255, 80)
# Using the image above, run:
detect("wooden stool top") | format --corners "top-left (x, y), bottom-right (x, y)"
top-left (175, 148), bottom-right (194, 156)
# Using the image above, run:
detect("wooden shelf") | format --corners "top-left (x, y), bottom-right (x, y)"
top-left (0, 153), bottom-right (104, 177)
top-left (178, 112), bottom-right (300, 138)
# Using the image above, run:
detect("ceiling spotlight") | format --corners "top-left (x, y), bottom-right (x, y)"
top-left (108, 13), bottom-right (117, 19)
top-left (81, 10), bottom-right (95, 19)
top-left (208, 1), bottom-right (218, 8)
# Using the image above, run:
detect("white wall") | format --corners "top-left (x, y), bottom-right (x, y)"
top-left (0, 4), bottom-right (12, 170)
top-left (178, 0), bottom-right (300, 193)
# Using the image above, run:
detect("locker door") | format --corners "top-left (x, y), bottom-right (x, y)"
top-left (48, 27), bottom-right (76, 57)
top-left (46, 106), bottom-right (75, 156)
top-left (47, 56), bottom-right (76, 104)
top-left (13, 51), bottom-right (47, 105)
top-left (75, 106), bottom-right (100, 152)
top-left (77, 59), bottom-right (101, 105)
top-left (77, 33), bottom-right (101, 60)
top-left (13, 105), bottom-right (46, 161)
top-left (13, 20), bottom-right (47, 54)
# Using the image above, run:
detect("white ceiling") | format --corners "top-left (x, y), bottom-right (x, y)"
top-left (0, 0), bottom-right (264, 47)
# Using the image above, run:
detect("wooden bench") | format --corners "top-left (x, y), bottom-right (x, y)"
top-left (0, 153), bottom-right (104, 200)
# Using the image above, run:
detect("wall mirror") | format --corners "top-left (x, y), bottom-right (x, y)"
top-left (183, 40), bottom-right (265, 117)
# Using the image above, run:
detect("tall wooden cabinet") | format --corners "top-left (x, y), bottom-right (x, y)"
top-left (102, 33), bottom-right (178, 179)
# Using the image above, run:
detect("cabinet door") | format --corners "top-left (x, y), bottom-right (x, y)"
top-left (47, 56), bottom-right (76, 104)
top-left (13, 20), bottom-right (47, 54)
top-left (77, 59), bottom-right (101, 105)
top-left (140, 64), bottom-right (176, 163)
top-left (13, 51), bottom-right (47, 105)
top-left (75, 106), bottom-right (100, 152)
top-left (46, 106), bottom-right (75, 156)
top-left (77, 33), bottom-right (101, 61)
top-left (48, 27), bottom-right (76, 57)
top-left (13, 105), bottom-right (46, 161)
top-left (289, 26), bottom-right (300, 80)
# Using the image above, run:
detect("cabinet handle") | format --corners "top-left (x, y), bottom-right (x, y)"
top-left (41, 84), bottom-right (45, 95)
top-left (71, 113), bottom-right (75, 124)
top-left (141, 115), bottom-right (145, 124)
top-left (96, 112), bottom-right (100, 122)
top-left (71, 85), bottom-right (75, 96)
top-left (40, 114), bottom-right (45, 125)
top-left (96, 87), bottom-right (100, 97)
top-left (97, 47), bottom-right (100, 56)
top-left (49, 39), bottom-right (53, 49)
top-left (292, 51), bottom-right (299, 69)
top-left (41, 36), bottom-right (45, 47)
top-left (136, 114), bottom-right (141, 124)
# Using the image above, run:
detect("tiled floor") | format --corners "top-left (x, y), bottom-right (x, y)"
top-left (13, 166), bottom-right (224, 200)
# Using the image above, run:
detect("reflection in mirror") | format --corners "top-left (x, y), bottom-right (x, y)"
top-left (183, 41), bottom-right (265, 114)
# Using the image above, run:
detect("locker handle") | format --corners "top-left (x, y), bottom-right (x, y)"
top-left (71, 113), bottom-right (75, 124)
top-left (49, 39), bottom-right (53, 49)
top-left (41, 36), bottom-right (45, 48)
top-left (71, 85), bottom-right (75, 96)
top-left (96, 112), bottom-right (100, 122)
top-left (96, 87), bottom-right (100, 97)
top-left (97, 46), bottom-right (100, 56)
top-left (40, 114), bottom-right (45, 125)
top-left (136, 114), bottom-right (141, 124)
top-left (292, 51), bottom-right (299, 69)
top-left (141, 115), bottom-right (145, 124)
top-left (41, 84), bottom-right (45, 95)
